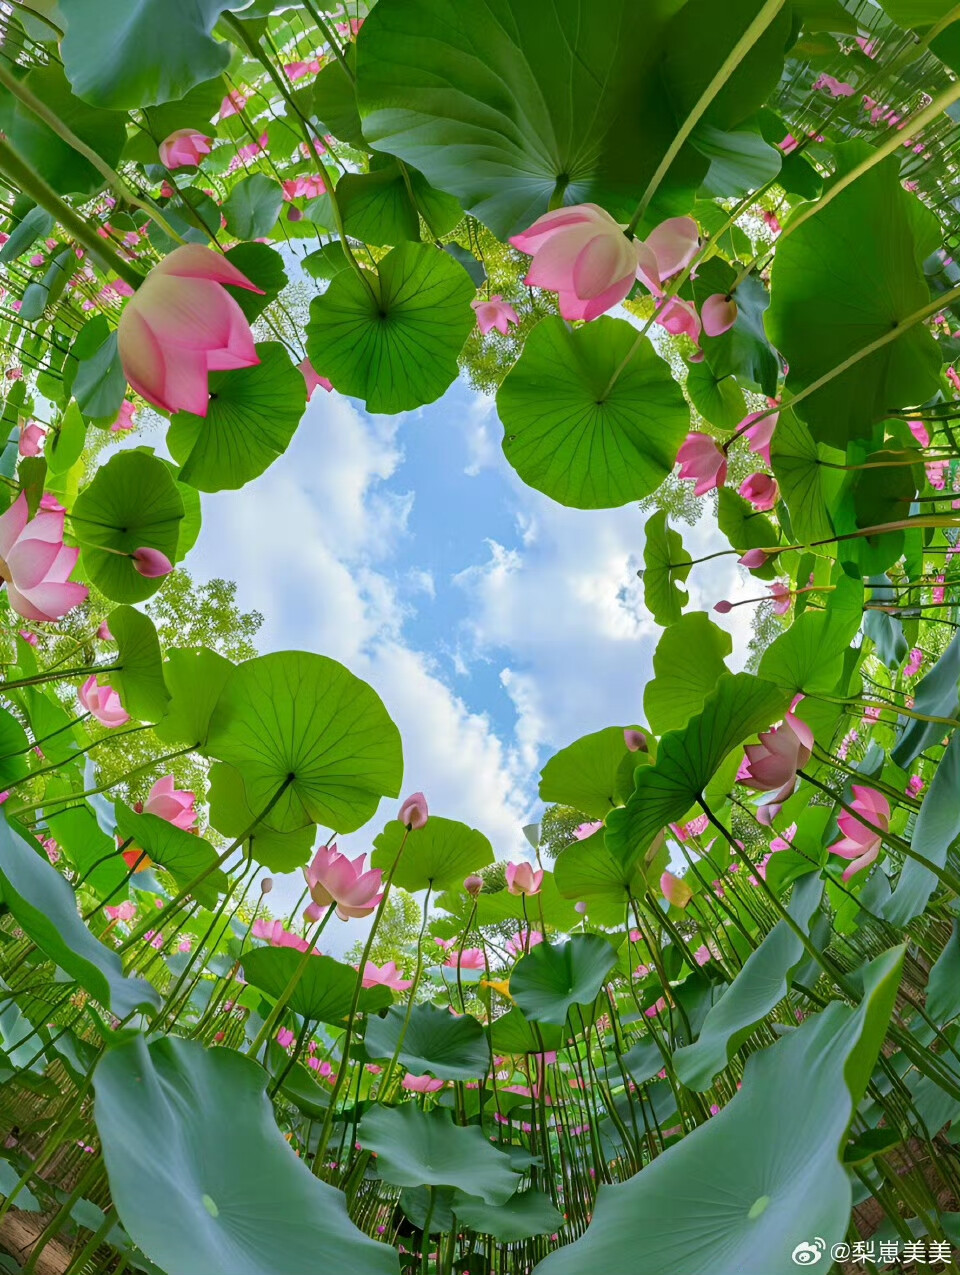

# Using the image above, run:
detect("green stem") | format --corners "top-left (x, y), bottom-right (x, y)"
top-left (248, 905), bottom-right (336, 1057)
top-left (0, 663), bottom-right (121, 693)
top-left (0, 139), bottom-right (144, 290)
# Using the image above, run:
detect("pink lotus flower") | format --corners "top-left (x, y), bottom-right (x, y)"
top-left (78, 675), bottom-right (130, 728)
top-left (763, 210), bottom-right (782, 235)
top-left (509, 204), bottom-right (639, 322)
top-left (635, 217), bottom-right (700, 295)
top-left (303, 844), bottom-right (384, 920)
top-left (505, 861), bottom-right (543, 896)
top-left (141, 774), bottom-right (197, 832)
top-left (402, 1073), bottom-right (445, 1093)
top-left (739, 472), bottom-right (779, 511)
top-left (360, 960), bottom-right (412, 992)
top-left (856, 35), bottom-right (879, 58)
top-left (741, 408), bottom-right (779, 465)
top-left (701, 294), bottom-right (738, 337)
top-left (219, 91), bottom-right (247, 120)
top-left (0, 492), bottom-right (88, 621)
top-left (235, 132), bottom-right (268, 162)
top-left (298, 357), bottom-right (332, 399)
top-left (276, 1027), bottom-right (296, 1050)
top-left (471, 295), bottom-right (520, 335)
top-left (251, 918), bottom-right (310, 952)
top-left (158, 129), bottom-right (212, 170)
top-left (445, 947), bottom-right (485, 970)
top-left (505, 930), bottom-right (543, 957)
top-left (284, 59), bottom-right (321, 81)
top-left (779, 134), bottom-right (799, 154)
top-left (18, 422), bottom-right (45, 457)
top-left (906, 775), bottom-right (924, 798)
top-left (660, 870), bottom-right (692, 909)
top-left (654, 296), bottom-right (701, 344)
top-left (111, 400), bottom-right (136, 433)
top-left (828, 785), bottom-right (889, 881)
top-left (105, 900), bottom-right (137, 923)
top-left (398, 791), bottom-right (429, 829)
top-left (624, 727), bottom-right (647, 752)
top-left (574, 820), bottom-right (603, 840)
top-left (281, 175), bottom-right (327, 201)
top-left (813, 74), bottom-right (854, 97)
top-left (769, 580), bottom-right (792, 615)
top-left (739, 549), bottom-right (771, 568)
top-left (677, 432), bottom-right (727, 495)
top-left (739, 713), bottom-right (813, 806)
top-left (118, 244), bottom-right (263, 417)
top-left (464, 874), bottom-right (483, 896)
top-left (132, 547), bottom-right (173, 578)
top-left (96, 620), bottom-right (114, 641)
top-left (904, 647), bottom-right (923, 678)
top-left (769, 822), bottom-right (797, 854)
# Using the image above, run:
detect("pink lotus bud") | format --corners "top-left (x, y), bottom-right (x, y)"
top-left (701, 293), bottom-right (738, 337)
top-left (398, 791), bottom-right (429, 829)
top-left (677, 432), bottom-right (727, 495)
top-left (144, 774), bottom-right (197, 831)
top-left (304, 901), bottom-right (325, 923)
top-left (660, 870), bottom-right (693, 909)
top-left (741, 408), bottom-right (780, 466)
top-left (464, 874), bottom-right (483, 897)
top-left (260, 877), bottom-right (273, 894)
top-left (471, 295), bottom-right (520, 335)
top-left (96, 621), bottom-right (114, 641)
top-left (738, 549), bottom-right (770, 569)
top-left (714, 599), bottom-right (733, 614)
top-left (131, 547), bottom-right (173, 578)
top-left (738, 472), bottom-right (780, 512)
top-left (18, 421), bottom-right (45, 457)
top-left (654, 296), bottom-right (702, 344)
top-left (509, 204), bottom-right (641, 322)
top-left (117, 244), bottom-right (263, 417)
top-left (297, 357), bottom-right (333, 400)
top-left (574, 901), bottom-right (587, 915)
top-left (158, 129), bottom-right (212, 170)
top-left (623, 727), bottom-right (647, 752)
top-left (78, 674), bottom-right (130, 728)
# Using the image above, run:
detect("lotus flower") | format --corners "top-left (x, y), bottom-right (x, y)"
top-left (140, 774), bottom-right (197, 832)
top-left (402, 1074), bottom-right (445, 1092)
top-left (742, 408), bottom-right (779, 465)
top-left (471, 295), bottom-right (520, 335)
top-left (828, 785), bottom-right (889, 880)
top-left (105, 900), bottom-right (137, 923)
top-left (360, 960), bottom-right (412, 991)
top-left (132, 547), bottom-right (173, 578)
top-left (505, 861), bottom-right (544, 896)
top-left (18, 422), bottom-right (45, 457)
top-left (445, 947), bottom-right (485, 970)
top-left (298, 358), bottom-right (332, 399)
top-left (111, 400), bottom-right (136, 433)
top-left (0, 492), bottom-right (88, 621)
top-left (635, 216), bottom-right (700, 295)
top-left (78, 675), bottom-right (130, 728)
top-left (158, 129), bottom-right (212, 169)
top-left (117, 244), bottom-right (263, 417)
top-left (701, 294), bottom-right (738, 337)
top-left (677, 432), bottom-right (727, 495)
top-left (505, 930), bottom-right (543, 957)
top-left (509, 204), bottom-right (640, 322)
top-left (398, 791), bottom-right (429, 829)
top-left (739, 472), bottom-right (779, 511)
top-left (654, 297), bottom-right (702, 344)
top-left (252, 918), bottom-right (310, 952)
top-left (738, 713), bottom-right (813, 808)
top-left (303, 844), bottom-right (384, 920)
top-left (661, 870), bottom-right (693, 909)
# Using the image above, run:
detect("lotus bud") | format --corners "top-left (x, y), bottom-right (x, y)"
top-left (260, 877), bottom-right (273, 894)
top-left (623, 728), bottom-right (647, 752)
top-left (398, 791), bottom-right (429, 829)
top-left (464, 874), bottom-right (483, 897)
top-left (660, 870), bottom-right (693, 909)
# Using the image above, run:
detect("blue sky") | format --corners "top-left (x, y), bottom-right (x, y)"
top-left (179, 359), bottom-right (757, 944)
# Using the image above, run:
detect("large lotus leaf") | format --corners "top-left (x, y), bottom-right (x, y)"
top-left (453, 1190), bottom-right (564, 1243)
top-left (154, 648), bottom-right (234, 749)
top-left (371, 816), bottom-right (494, 892)
top-left (510, 936), bottom-right (619, 1026)
top-left (891, 633), bottom-right (960, 767)
top-left (488, 1008), bottom-right (564, 1056)
top-left (74, 451), bottom-right (184, 603)
top-left (242, 948), bottom-right (390, 1024)
top-left (883, 730), bottom-right (960, 927)
top-left (0, 63), bottom-right (126, 196)
top-left (114, 803), bottom-right (227, 909)
top-left (93, 1036), bottom-right (399, 1275)
top-left (717, 488), bottom-right (777, 569)
top-left (769, 406), bottom-right (840, 546)
top-left (553, 830), bottom-right (653, 927)
top-left (207, 763), bottom-right (316, 873)
top-left (108, 605), bottom-right (171, 724)
top-left (305, 242), bottom-right (474, 413)
top-left (876, 0), bottom-right (953, 24)
top-left (58, 0), bottom-right (234, 109)
top-left (539, 726), bottom-right (650, 821)
top-left (497, 318), bottom-right (688, 510)
top-left (533, 946), bottom-right (904, 1275)
top-left (168, 344), bottom-right (306, 493)
top-left (0, 815), bottom-right (160, 1018)
top-left (766, 144), bottom-right (942, 446)
top-left (692, 261), bottom-right (779, 397)
top-left (223, 176), bottom-right (283, 242)
top-left (673, 873), bottom-right (823, 1090)
top-left (0, 705), bottom-right (29, 789)
top-left (862, 576), bottom-right (909, 670)
top-left (645, 614), bottom-right (732, 736)
top-left (312, 47), bottom-right (364, 145)
top-left (685, 361), bottom-right (747, 431)
top-left (338, 160), bottom-right (463, 245)
top-left (757, 570), bottom-right (863, 695)
top-left (358, 1104), bottom-right (520, 1204)
top-left (365, 1003), bottom-right (490, 1079)
top-left (693, 124), bottom-right (782, 199)
top-left (205, 652), bottom-right (403, 836)
top-left (643, 510), bottom-right (693, 626)
top-left (606, 674), bottom-right (790, 872)
top-left (356, 0), bottom-right (790, 237)
top-left (926, 921), bottom-right (960, 1026)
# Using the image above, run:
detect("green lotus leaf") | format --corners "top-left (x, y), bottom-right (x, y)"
top-left (371, 816), bottom-right (493, 892)
top-left (365, 1003), bottom-right (490, 1079)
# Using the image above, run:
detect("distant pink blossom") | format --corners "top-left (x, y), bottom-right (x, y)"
top-left (701, 294), bottom-right (737, 337)
top-left (505, 861), bottom-right (543, 896)
top-left (813, 74), bottom-right (854, 97)
top-left (140, 774), bottom-right (197, 832)
top-left (111, 400), bottom-right (136, 433)
top-left (506, 930), bottom-right (543, 957)
top-left (445, 947), bottom-right (485, 970)
top-left (159, 129), bottom-right (212, 169)
top-left (471, 295), bottom-right (520, 335)
top-left (741, 407), bottom-right (779, 466)
top-left (18, 422), bottom-right (45, 457)
top-left (904, 647), bottom-right (924, 678)
top-left (78, 675), bottom-right (130, 728)
top-left (739, 472), bottom-right (779, 511)
top-left (828, 785), bottom-right (889, 881)
top-left (677, 432), bottom-right (726, 495)
top-left (360, 960), bottom-right (412, 992)
top-left (654, 296), bottom-right (701, 344)
top-left (252, 918), bottom-right (310, 953)
top-left (402, 1073), bottom-right (445, 1092)
top-left (105, 901), bottom-right (137, 923)
top-left (298, 357), bottom-right (332, 399)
